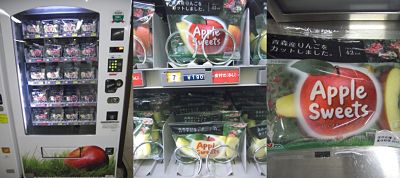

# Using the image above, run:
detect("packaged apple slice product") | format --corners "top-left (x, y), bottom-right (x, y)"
top-left (31, 87), bottom-right (48, 103)
top-left (79, 86), bottom-right (97, 102)
top-left (165, 0), bottom-right (246, 66)
top-left (79, 107), bottom-right (95, 120)
top-left (23, 21), bottom-right (42, 37)
top-left (48, 86), bottom-right (63, 103)
top-left (133, 2), bottom-right (154, 65)
top-left (42, 20), bottom-right (60, 36)
top-left (46, 63), bottom-right (62, 80)
top-left (169, 122), bottom-right (246, 159)
top-left (32, 108), bottom-right (49, 121)
top-left (64, 87), bottom-right (79, 102)
top-left (65, 108), bottom-right (79, 120)
top-left (81, 43), bottom-right (97, 57)
top-left (80, 62), bottom-right (96, 79)
top-left (29, 63), bottom-right (46, 80)
top-left (267, 59), bottom-right (400, 151)
top-left (64, 63), bottom-right (79, 79)
top-left (50, 108), bottom-right (64, 121)
top-left (133, 117), bottom-right (162, 160)
top-left (44, 44), bottom-right (62, 58)
top-left (26, 44), bottom-right (43, 59)
top-left (249, 1), bottom-right (267, 64)
top-left (61, 19), bottom-right (81, 35)
top-left (248, 123), bottom-right (267, 161)
top-left (64, 43), bottom-right (80, 57)
top-left (81, 19), bottom-right (97, 36)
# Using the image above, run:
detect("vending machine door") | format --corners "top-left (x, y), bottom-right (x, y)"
top-left (0, 1), bottom-right (131, 177)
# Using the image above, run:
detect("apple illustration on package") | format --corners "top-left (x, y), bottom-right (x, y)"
top-left (290, 59), bottom-right (382, 139)
top-left (178, 15), bottom-right (227, 54)
top-left (64, 146), bottom-right (109, 169)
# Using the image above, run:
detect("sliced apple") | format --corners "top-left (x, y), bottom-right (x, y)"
top-left (134, 133), bottom-right (151, 159)
top-left (225, 136), bottom-right (239, 158)
top-left (379, 68), bottom-right (400, 131)
top-left (260, 30), bottom-right (267, 53)
top-left (176, 21), bottom-right (194, 54)
top-left (276, 93), bottom-right (296, 118)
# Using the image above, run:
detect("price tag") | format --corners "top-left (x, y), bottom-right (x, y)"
top-left (166, 72), bottom-right (182, 83)
top-left (132, 72), bottom-right (144, 87)
top-left (72, 33), bottom-right (78, 37)
top-left (183, 73), bottom-right (205, 81)
top-left (55, 81), bottom-right (61, 85)
top-left (212, 69), bottom-right (239, 84)
top-left (34, 34), bottom-right (40, 38)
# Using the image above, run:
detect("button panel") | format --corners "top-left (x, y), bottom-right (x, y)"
top-left (108, 58), bottom-right (123, 72)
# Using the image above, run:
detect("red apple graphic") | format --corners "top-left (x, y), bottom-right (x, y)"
top-left (292, 59), bottom-right (381, 139)
top-left (64, 146), bottom-right (108, 169)
top-left (185, 15), bottom-right (227, 54)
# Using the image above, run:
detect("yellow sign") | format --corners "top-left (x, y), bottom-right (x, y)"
top-left (167, 72), bottom-right (182, 83)
top-left (0, 114), bottom-right (8, 124)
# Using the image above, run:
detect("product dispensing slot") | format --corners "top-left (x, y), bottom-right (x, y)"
top-left (0, 94), bottom-right (3, 105)
top-left (41, 147), bottom-right (82, 159)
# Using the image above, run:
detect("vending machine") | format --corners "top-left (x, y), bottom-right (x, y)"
top-left (0, 0), bottom-right (131, 177)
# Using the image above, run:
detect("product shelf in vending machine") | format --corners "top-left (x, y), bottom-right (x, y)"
top-left (0, 0), bottom-right (131, 177)
top-left (131, 1), bottom-right (267, 177)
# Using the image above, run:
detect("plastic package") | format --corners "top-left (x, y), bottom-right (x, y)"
top-left (64, 43), bottom-right (80, 57)
top-left (250, 1), bottom-right (267, 64)
top-left (26, 44), bottom-right (43, 59)
top-left (169, 122), bottom-right (246, 159)
top-left (63, 63), bottom-right (79, 79)
top-left (165, 0), bottom-right (246, 66)
top-left (81, 43), bottom-right (97, 57)
top-left (65, 108), bottom-right (79, 120)
top-left (267, 23), bottom-right (400, 152)
top-left (133, 2), bottom-right (155, 65)
top-left (80, 62), bottom-right (96, 79)
top-left (81, 19), bottom-right (97, 35)
top-left (64, 87), bottom-right (78, 102)
top-left (23, 21), bottom-right (42, 37)
top-left (79, 86), bottom-right (96, 102)
top-left (29, 64), bottom-right (46, 80)
top-left (133, 117), bottom-right (162, 160)
top-left (48, 87), bottom-right (63, 103)
top-left (79, 107), bottom-right (95, 120)
top-left (61, 19), bottom-right (80, 34)
top-left (50, 108), bottom-right (64, 120)
top-left (44, 44), bottom-right (62, 58)
top-left (248, 123), bottom-right (267, 160)
top-left (42, 20), bottom-right (60, 36)
top-left (32, 108), bottom-right (49, 121)
top-left (46, 63), bottom-right (62, 79)
top-left (31, 88), bottom-right (48, 103)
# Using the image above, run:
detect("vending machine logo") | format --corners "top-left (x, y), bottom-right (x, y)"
top-left (112, 10), bottom-right (124, 23)
top-left (290, 59), bottom-right (382, 139)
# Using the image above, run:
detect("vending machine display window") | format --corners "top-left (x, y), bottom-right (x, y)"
top-left (12, 6), bottom-right (99, 135)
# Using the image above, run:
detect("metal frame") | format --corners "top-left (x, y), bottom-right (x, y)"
top-left (268, 0), bottom-right (400, 22)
